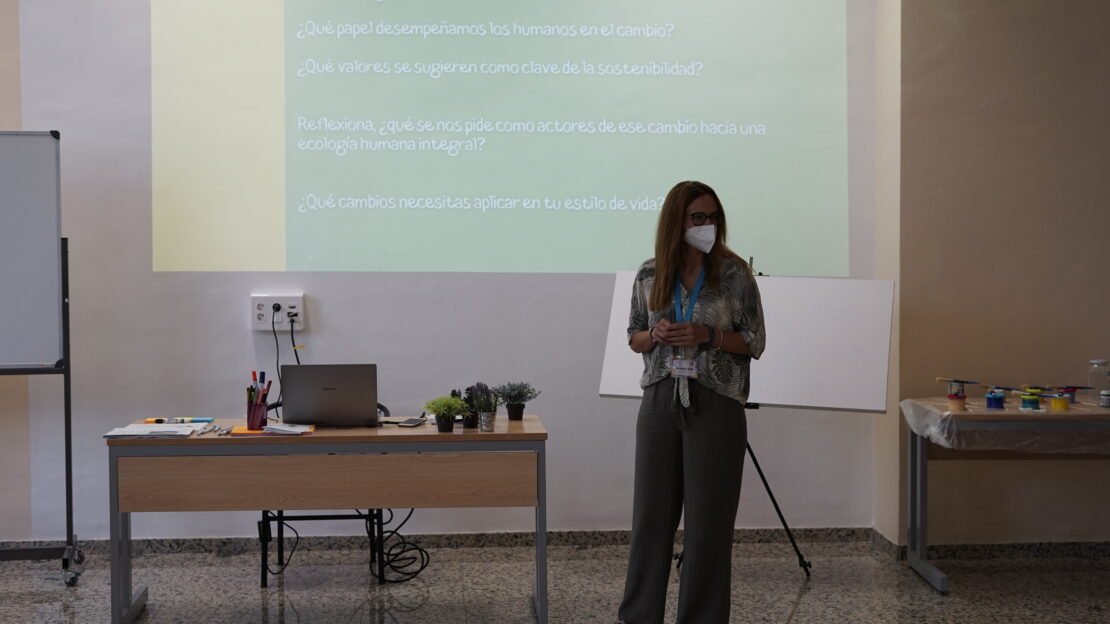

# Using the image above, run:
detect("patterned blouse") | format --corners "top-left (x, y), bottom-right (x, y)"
top-left (626, 257), bottom-right (766, 405)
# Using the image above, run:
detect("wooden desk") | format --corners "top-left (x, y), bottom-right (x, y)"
top-left (900, 398), bottom-right (1110, 593)
top-left (107, 415), bottom-right (549, 624)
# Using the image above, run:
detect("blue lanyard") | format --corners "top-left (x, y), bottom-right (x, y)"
top-left (673, 268), bottom-right (705, 323)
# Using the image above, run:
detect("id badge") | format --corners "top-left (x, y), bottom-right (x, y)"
top-left (670, 357), bottom-right (698, 379)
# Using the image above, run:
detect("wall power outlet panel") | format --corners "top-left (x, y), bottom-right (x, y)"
top-left (251, 294), bottom-right (305, 332)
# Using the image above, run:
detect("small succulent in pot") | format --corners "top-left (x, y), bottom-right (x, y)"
top-left (494, 382), bottom-right (540, 420)
top-left (424, 396), bottom-right (468, 432)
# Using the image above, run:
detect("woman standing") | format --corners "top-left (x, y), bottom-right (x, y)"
top-left (618, 181), bottom-right (766, 624)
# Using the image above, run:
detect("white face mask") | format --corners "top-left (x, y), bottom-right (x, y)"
top-left (684, 224), bottom-right (716, 253)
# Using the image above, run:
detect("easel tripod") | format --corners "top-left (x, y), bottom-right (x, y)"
top-left (676, 403), bottom-right (812, 578)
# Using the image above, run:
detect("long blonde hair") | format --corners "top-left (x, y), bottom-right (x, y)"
top-left (649, 181), bottom-right (751, 312)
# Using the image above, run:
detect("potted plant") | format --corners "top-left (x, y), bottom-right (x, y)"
top-left (424, 396), bottom-right (468, 433)
top-left (452, 388), bottom-right (478, 428)
top-left (463, 383), bottom-right (498, 431)
top-left (494, 382), bottom-right (540, 421)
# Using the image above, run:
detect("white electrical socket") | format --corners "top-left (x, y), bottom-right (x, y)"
top-left (251, 294), bottom-right (306, 332)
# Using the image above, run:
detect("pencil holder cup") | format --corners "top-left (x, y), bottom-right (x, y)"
top-left (247, 402), bottom-right (268, 430)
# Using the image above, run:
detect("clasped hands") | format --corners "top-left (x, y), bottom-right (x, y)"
top-left (651, 319), bottom-right (710, 347)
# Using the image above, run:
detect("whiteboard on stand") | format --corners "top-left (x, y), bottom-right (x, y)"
top-left (0, 131), bottom-right (62, 369)
top-left (599, 272), bottom-right (894, 412)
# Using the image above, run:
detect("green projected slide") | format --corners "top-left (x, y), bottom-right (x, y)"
top-left (153, 1), bottom-right (847, 274)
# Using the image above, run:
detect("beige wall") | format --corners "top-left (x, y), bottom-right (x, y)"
top-left (0, 0), bottom-right (32, 541)
top-left (902, 0), bottom-right (1110, 543)
top-left (872, 0), bottom-right (902, 544)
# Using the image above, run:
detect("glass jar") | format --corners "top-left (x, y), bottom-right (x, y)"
top-left (1088, 359), bottom-right (1109, 403)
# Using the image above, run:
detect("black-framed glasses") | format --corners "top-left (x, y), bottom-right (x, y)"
top-left (690, 211), bottom-right (719, 226)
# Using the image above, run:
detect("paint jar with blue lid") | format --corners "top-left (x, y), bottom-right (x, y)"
top-left (985, 390), bottom-right (1006, 409)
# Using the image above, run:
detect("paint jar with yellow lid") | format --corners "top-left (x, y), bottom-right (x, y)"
top-left (1019, 394), bottom-right (1040, 411)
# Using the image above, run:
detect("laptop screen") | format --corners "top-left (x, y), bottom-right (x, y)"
top-left (280, 364), bottom-right (378, 427)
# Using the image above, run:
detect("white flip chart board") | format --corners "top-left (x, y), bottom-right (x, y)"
top-left (600, 272), bottom-right (894, 411)
top-left (0, 131), bottom-right (63, 368)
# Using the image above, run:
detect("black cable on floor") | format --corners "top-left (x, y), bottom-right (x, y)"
top-left (266, 520), bottom-right (301, 576)
top-left (357, 508), bottom-right (431, 583)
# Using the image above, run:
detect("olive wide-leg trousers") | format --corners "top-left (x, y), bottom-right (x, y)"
top-left (618, 378), bottom-right (748, 624)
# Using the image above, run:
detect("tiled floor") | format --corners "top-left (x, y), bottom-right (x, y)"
top-left (1, 541), bottom-right (1108, 623)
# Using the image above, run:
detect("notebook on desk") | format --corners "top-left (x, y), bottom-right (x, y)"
top-left (280, 364), bottom-right (378, 427)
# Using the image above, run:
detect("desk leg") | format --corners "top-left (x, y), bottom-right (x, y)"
top-left (277, 510), bottom-right (284, 568)
top-left (907, 432), bottom-right (948, 593)
top-left (533, 444), bottom-right (548, 624)
top-left (375, 509), bottom-right (386, 584)
top-left (109, 453), bottom-right (148, 624)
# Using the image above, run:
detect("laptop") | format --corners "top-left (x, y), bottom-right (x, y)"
top-left (280, 364), bottom-right (378, 427)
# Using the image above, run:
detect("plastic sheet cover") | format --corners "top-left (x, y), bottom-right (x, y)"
top-left (900, 397), bottom-right (1110, 455)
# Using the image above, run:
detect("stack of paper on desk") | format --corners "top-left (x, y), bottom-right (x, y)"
top-left (264, 423), bottom-right (314, 435)
top-left (103, 424), bottom-right (198, 438)
top-left (229, 424), bottom-right (315, 435)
